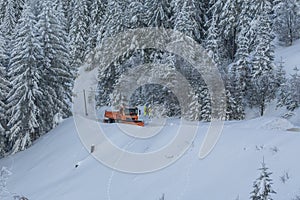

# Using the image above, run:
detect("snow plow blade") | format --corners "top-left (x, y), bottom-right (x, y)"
top-left (103, 119), bottom-right (144, 127)
top-left (119, 120), bottom-right (144, 127)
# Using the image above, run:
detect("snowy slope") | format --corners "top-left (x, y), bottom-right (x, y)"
top-left (0, 116), bottom-right (300, 200)
top-left (275, 39), bottom-right (300, 76)
top-left (1, 40), bottom-right (300, 200)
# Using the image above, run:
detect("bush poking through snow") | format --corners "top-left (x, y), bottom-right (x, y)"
top-left (280, 171), bottom-right (290, 184)
top-left (159, 193), bottom-right (165, 200)
top-left (0, 167), bottom-right (12, 198)
top-left (13, 195), bottom-right (28, 200)
top-left (292, 195), bottom-right (300, 200)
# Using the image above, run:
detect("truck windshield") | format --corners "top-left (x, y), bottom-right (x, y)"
top-left (125, 108), bottom-right (138, 116)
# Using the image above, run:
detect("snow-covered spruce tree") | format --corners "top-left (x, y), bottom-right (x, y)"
top-left (202, 15), bottom-right (228, 121)
top-left (275, 61), bottom-right (288, 108)
top-left (231, 0), bottom-right (254, 95)
top-left (87, 0), bottom-right (106, 52)
top-left (15, 0), bottom-right (25, 20)
top-left (0, 24), bottom-right (9, 156)
top-left (69, 0), bottom-right (90, 68)
top-left (239, 0), bottom-right (257, 51)
top-left (58, 0), bottom-right (72, 29)
top-left (0, 0), bottom-right (18, 70)
top-left (207, 0), bottom-right (242, 62)
top-left (0, 0), bottom-right (6, 24)
top-left (205, 16), bottom-right (223, 68)
top-left (53, 0), bottom-right (74, 77)
top-left (218, 0), bottom-right (241, 61)
top-left (228, 24), bottom-right (252, 120)
top-left (173, 0), bottom-right (202, 42)
top-left (127, 0), bottom-right (146, 29)
top-left (248, 1), bottom-right (278, 116)
top-left (96, 0), bottom-right (140, 107)
top-left (144, 0), bottom-right (172, 29)
top-left (199, 85), bottom-right (211, 121)
top-left (250, 161), bottom-right (276, 200)
top-left (61, 0), bottom-right (72, 17)
top-left (7, 2), bottom-right (44, 154)
top-left (274, 0), bottom-right (300, 46)
top-left (285, 67), bottom-right (300, 111)
top-left (225, 78), bottom-right (245, 120)
top-left (0, 30), bottom-right (8, 126)
top-left (101, 0), bottom-right (128, 39)
top-left (97, 63), bottom-right (117, 106)
top-left (37, 0), bottom-right (73, 132)
top-left (1, 0), bottom-right (17, 34)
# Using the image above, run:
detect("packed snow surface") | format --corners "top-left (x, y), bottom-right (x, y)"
top-left (0, 116), bottom-right (299, 200)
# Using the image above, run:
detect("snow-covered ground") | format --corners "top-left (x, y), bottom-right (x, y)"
top-left (0, 116), bottom-right (299, 200)
top-left (275, 39), bottom-right (300, 76)
top-left (1, 40), bottom-right (300, 200)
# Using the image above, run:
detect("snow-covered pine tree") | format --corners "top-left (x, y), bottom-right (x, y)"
top-left (69, 0), bottom-right (90, 67)
top-left (0, 0), bottom-right (6, 25)
top-left (14, 0), bottom-right (25, 21)
top-left (231, 0), bottom-right (253, 97)
top-left (173, 0), bottom-right (201, 42)
top-left (0, 0), bottom-right (18, 70)
top-left (1, 0), bottom-right (24, 43)
top-left (205, 16), bottom-right (222, 68)
top-left (0, 30), bottom-right (8, 130)
top-left (225, 78), bottom-right (245, 120)
top-left (228, 9), bottom-right (252, 120)
top-left (127, 0), bottom-right (145, 29)
top-left (250, 160), bottom-right (276, 200)
top-left (219, 0), bottom-right (240, 61)
top-left (0, 24), bottom-right (8, 156)
top-left (6, 1), bottom-right (43, 154)
top-left (59, 0), bottom-right (72, 26)
top-left (207, 0), bottom-right (241, 63)
top-left (248, 1), bottom-right (278, 116)
top-left (61, 0), bottom-right (72, 17)
top-left (285, 67), bottom-right (300, 111)
top-left (239, 0), bottom-right (257, 49)
top-left (144, 0), bottom-right (172, 29)
top-left (87, 0), bottom-right (106, 52)
top-left (199, 85), bottom-right (211, 121)
top-left (275, 60), bottom-right (288, 108)
top-left (1, 0), bottom-right (17, 35)
top-left (274, 0), bottom-right (300, 46)
top-left (101, 0), bottom-right (128, 39)
top-left (37, 0), bottom-right (73, 132)
top-left (0, 64), bottom-right (8, 155)
top-left (97, 64), bottom-right (116, 106)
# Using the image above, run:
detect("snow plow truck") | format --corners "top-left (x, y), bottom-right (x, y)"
top-left (104, 106), bottom-right (144, 127)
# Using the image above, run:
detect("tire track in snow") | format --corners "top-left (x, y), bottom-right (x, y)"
top-left (106, 138), bottom-right (137, 200)
top-left (176, 142), bottom-right (195, 200)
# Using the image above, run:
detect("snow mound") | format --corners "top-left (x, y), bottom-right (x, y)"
top-left (290, 108), bottom-right (300, 126)
top-left (261, 118), bottom-right (294, 131)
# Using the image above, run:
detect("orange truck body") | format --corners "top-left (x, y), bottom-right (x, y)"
top-left (104, 107), bottom-right (144, 127)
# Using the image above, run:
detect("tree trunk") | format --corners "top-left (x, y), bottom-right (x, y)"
top-left (260, 103), bottom-right (264, 116)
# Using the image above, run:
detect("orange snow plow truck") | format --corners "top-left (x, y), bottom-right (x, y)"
top-left (104, 106), bottom-right (144, 127)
